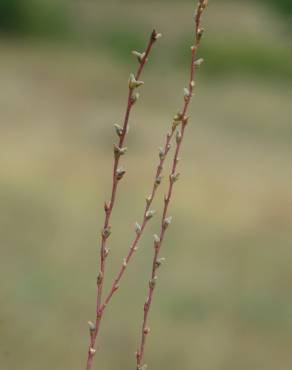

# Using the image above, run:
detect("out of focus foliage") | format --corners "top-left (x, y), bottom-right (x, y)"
top-left (0, 0), bottom-right (70, 37)
top-left (267, 0), bottom-right (292, 15)
top-left (0, 0), bottom-right (291, 83)
top-left (0, 0), bottom-right (291, 37)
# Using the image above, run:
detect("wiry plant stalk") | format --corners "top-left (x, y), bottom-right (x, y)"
top-left (85, 30), bottom-right (160, 370)
top-left (100, 125), bottom-right (175, 311)
top-left (135, 2), bottom-right (208, 369)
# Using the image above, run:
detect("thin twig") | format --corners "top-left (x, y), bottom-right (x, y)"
top-left (84, 29), bottom-right (160, 370)
top-left (101, 126), bottom-right (175, 311)
top-left (135, 2), bottom-right (208, 369)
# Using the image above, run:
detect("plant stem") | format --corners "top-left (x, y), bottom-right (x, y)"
top-left (85, 30), bottom-right (158, 370)
top-left (135, 2), bottom-right (208, 369)
top-left (101, 126), bottom-right (175, 311)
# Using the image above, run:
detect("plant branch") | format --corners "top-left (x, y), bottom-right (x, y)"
top-left (101, 126), bottom-right (175, 311)
top-left (84, 29), bottom-right (160, 370)
top-left (135, 2), bottom-right (208, 369)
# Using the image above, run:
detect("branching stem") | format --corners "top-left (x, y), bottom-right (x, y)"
top-left (135, 2), bottom-right (208, 369)
top-left (85, 30), bottom-right (159, 370)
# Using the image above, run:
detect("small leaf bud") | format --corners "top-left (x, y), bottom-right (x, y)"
top-left (97, 271), bottom-right (103, 285)
top-left (194, 58), bottom-right (204, 67)
top-left (164, 216), bottom-right (173, 229)
top-left (155, 175), bottom-right (162, 186)
top-left (153, 234), bottom-right (160, 244)
top-left (88, 321), bottom-right (96, 332)
top-left (131, 92), bottom-right (140, 104)
top-left (174, 112), bottom-right (183, 122)
top-left (104, 202), bottom-right (110, 213)
top-left (116, 167), bottom-right (126, 180)
top-left (146, 195), bottom-right (152, 205)
top-left (114, 124), bottom-right (123, 137)
top-left (132, 50), bottom-right (146, 63)
top-left (146, 210), bottom-right (156, 220)
top-left (89, 347), bottom-right (96, 355)
top-left (135, 222), bottom-right (142, 235)
top-left (143, 327), bottom-right (151, 335)
top-left (197, 28), bottom-right (205, 40)
top-left (155, 257), bottom-right (166, 268)
top-left (149, 277), bottom-right (157, 289)
top-left (172, 112), bottom-right (183, 129)
top-left (102, 226), bottom-right (111, 239)
top-left (159, 147), bottom-right (165, 160)
top-left (152, 30), bottom-right (162, 41)
top-left (184, 87), bottom-right (191, 101)
top-left (170, 173), bottom-right (180, 183)
top-left (114, 145), bottom-right (127, 157)
top-left (129, 73), bottom-right (144, 89)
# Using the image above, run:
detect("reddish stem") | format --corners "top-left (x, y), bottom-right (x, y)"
top-left (85, 30), bottom-right (158, 370)
top-left (135, 3), bottom-right (207, 369)
top-left (101, 126), bottom-right (175, 310)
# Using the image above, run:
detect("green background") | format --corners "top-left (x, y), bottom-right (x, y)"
top-left (1, 1), bottom-right (292, 370)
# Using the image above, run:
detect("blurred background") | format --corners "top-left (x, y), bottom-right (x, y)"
top-left (1, 0), bottom-right (292, 369)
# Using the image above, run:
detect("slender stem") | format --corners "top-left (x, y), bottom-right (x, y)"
top-left (85, 30), bottom-right (158, 370)
top-left (135, 2), bottom-right (208, 369)
top-left (101, 126), bottom-right (175, 311)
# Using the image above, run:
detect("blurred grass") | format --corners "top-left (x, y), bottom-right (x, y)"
top-left (1, 0), bottom-right (292, 82)
top-left (0, 1), bottom-right (292, 370)
top-left (0, 0), bottom-right (71, 37)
